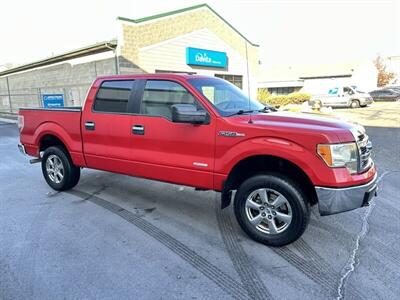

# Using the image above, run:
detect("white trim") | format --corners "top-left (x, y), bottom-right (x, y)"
top-left (117, 6), bottom-right (208, 27)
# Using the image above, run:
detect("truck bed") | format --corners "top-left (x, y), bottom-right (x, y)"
top-left (19, 107), bottom-right (84, 165)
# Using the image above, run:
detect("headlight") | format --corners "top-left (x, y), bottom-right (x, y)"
top-left (317, 143), bottom-right (358, 174)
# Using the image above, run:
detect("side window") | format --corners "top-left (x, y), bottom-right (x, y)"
top-left (344, 87), bottom-right (355, 95)
top-left (94, 80), bottom-right (134, 113)
top-left (141, 80), bottom-right (202, 119)
top-left (328, 87), bottom-right (339, 95)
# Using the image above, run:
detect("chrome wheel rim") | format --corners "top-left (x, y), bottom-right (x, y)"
top-left (245, 188), bottom-right (292, 235)
top-left (46, 155), bottom-right (64, 184)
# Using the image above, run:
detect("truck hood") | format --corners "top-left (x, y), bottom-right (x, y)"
top-left (245, 111), bottom-right (358, 143)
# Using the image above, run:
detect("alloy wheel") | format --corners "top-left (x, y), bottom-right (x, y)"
top-left (245, 188), bottom-right (292, 235)
top-left (46, 154), bottom-right (64, 184)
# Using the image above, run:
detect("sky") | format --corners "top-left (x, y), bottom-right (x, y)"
top-left (0, 0), bottom-right (399, 68)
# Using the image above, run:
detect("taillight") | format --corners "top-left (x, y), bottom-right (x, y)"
top-left (18, 115), bottom-right (24, 132)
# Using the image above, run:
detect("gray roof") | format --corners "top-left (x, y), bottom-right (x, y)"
top-left (0, 40), bottom-right (117, 77)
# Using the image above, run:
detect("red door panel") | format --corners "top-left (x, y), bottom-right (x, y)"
top-left (129, 115), bottom-right (215, 189)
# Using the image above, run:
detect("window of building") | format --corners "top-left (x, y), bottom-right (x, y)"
top-left (215, 74), bottom-right (243, 89)
top-left (140, 80), bottom-right (201, 119)
top-left (94, 80), bottom-right (134, 113)
top-left (267, 87), bottom-right (295, 95)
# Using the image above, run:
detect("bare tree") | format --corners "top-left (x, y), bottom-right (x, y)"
top-left (373, 56), bottom-right (395, 87)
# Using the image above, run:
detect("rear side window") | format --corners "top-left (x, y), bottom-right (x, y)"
top-left (94, 80), bottom-right (134, 113)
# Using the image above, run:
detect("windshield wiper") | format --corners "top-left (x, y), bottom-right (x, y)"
top-left (226, 106), bottom-right (277, 117)
top-left (259, 105), bottom-right (277, 112)
top-left (225, 109), bottom-right (257, 117)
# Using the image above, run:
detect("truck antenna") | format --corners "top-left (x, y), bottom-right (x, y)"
top-left (245, 40), bottom-right (253, 124)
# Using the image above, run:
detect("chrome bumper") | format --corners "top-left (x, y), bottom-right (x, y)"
top-left (316, 173), bottom-right (378, 216)
top-left (18, 143), bottom-right (27, 155)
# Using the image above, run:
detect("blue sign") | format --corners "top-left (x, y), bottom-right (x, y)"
top-left (186, 47), bottom-right (227, 68)
top-left (42, 94), bottom-right (64, 108)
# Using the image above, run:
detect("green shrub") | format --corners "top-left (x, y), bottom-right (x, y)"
top-left (257, 89), bottom-right (311, 108)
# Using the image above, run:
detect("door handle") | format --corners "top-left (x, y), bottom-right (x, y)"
top-left (85, 121), bottom-right (95, 130)
top-left (132, 124), bottom-right (145, 135)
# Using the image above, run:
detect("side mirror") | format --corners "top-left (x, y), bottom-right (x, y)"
top-left (171, 104), bottom-right (208, 124)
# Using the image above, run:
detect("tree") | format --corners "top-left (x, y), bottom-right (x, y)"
top-left (373, 56), bottom-right (395, 87)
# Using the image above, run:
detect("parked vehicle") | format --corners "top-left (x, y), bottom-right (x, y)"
top-left (18, 74), bottom-right (377, 246)
top-left (310, 85), bottom-right (373, 108)
top-left (369, 88), bottom-right (400, 102)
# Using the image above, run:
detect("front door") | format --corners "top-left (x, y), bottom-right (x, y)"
top-left (129, 79), bottom-right (215, 189)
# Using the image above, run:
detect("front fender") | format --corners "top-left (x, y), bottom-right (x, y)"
top-left (215, 136), bottom-right (327, 189)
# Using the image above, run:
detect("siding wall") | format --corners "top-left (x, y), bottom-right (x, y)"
top-left (137, 29), bottom-right (257, 96)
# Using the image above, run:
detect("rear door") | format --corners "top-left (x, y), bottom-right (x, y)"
top-left (128, 79), bottom-right (215, 189)
top-left (82, 80), bottom-right (137, 173)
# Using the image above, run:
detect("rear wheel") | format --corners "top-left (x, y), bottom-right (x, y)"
top-left (350, 100), bottom-right (360, 108)
top-left (41, 146), bottom-right (80, 191)
top-left (234, 173), bottom-right (310, 246)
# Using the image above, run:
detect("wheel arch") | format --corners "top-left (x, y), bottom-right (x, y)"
top-left (39, 134), bottom-right (68, 153)
top-left (33, 121), bottom-right (85, 166)
top-left (221, 155), bottom-right (317, 209)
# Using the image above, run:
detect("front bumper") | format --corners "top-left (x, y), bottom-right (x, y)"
top-left (316, 173), bottom-right (378, 215)
top-left (362, 97), bottom-right (373, 105)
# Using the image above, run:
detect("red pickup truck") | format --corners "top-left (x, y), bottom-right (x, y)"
top-left (18, 74), bottom-right (377, 246)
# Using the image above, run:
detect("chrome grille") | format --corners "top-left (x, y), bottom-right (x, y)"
top-left (357, 133), bottom-right (372, 172)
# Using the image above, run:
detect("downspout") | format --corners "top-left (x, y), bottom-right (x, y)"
top-left (5, 77), bottom-right (12, 113)
top-left (105, 42), bottom-right (119, 75)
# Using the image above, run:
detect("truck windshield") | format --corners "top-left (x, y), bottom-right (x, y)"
top-left (188, 77), bottom-right (264, 116)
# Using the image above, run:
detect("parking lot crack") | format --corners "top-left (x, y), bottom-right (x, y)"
top-left (336, 171), bottom-right (395, 300)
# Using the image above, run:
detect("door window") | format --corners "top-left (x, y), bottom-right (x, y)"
top-left (140, 80), bottom-right (202, 119)
top-left (343, 87), bottom-right (354, 95)
top-left (93, 80), bottom-right (134, 113)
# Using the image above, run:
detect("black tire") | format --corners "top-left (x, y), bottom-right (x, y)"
top-left (41, 146), bottom-right (80, 191)
top-left (309, 99), bottom-right (322, 110)
top-left (234, 173), bottom-right (310, 247)
top-left (350, 100), bottom-right (360, 108)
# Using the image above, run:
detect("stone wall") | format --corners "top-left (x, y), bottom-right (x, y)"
top-left (120, 7), bottom-right (260, 78)
top-left (0, 56), bottom-right (118, 113)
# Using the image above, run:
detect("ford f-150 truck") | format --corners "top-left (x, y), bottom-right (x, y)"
top-left (18, 74), bottom-right (377, 246)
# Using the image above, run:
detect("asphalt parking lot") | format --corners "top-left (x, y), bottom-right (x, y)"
top-left (1, 103), bottom-right (399, 300)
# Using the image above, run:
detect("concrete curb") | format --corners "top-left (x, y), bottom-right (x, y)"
top-left (0, 117), bottom-right (18, 124)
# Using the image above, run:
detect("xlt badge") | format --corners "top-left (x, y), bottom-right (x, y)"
top-left (218, 131), bottom-right (245, 137)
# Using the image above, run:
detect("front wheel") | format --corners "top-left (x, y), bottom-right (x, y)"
top-left (350, 100), bottom-right (360, 108)
top-left (41, 146), bottom-right (80, 191)
top-left (234, 174), bottom-right (310, 246)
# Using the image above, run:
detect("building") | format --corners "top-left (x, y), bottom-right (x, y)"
top-left (258, 61), bottom-right (378, 95)
top-left (0, 4), bottom-right (259, 113)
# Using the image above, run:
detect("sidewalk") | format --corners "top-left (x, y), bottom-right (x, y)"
top-left (0, 113), bottom-right (18, 124)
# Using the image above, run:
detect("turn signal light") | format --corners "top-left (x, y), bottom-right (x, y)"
top-left (317, 144), bottom-right (333, 166)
